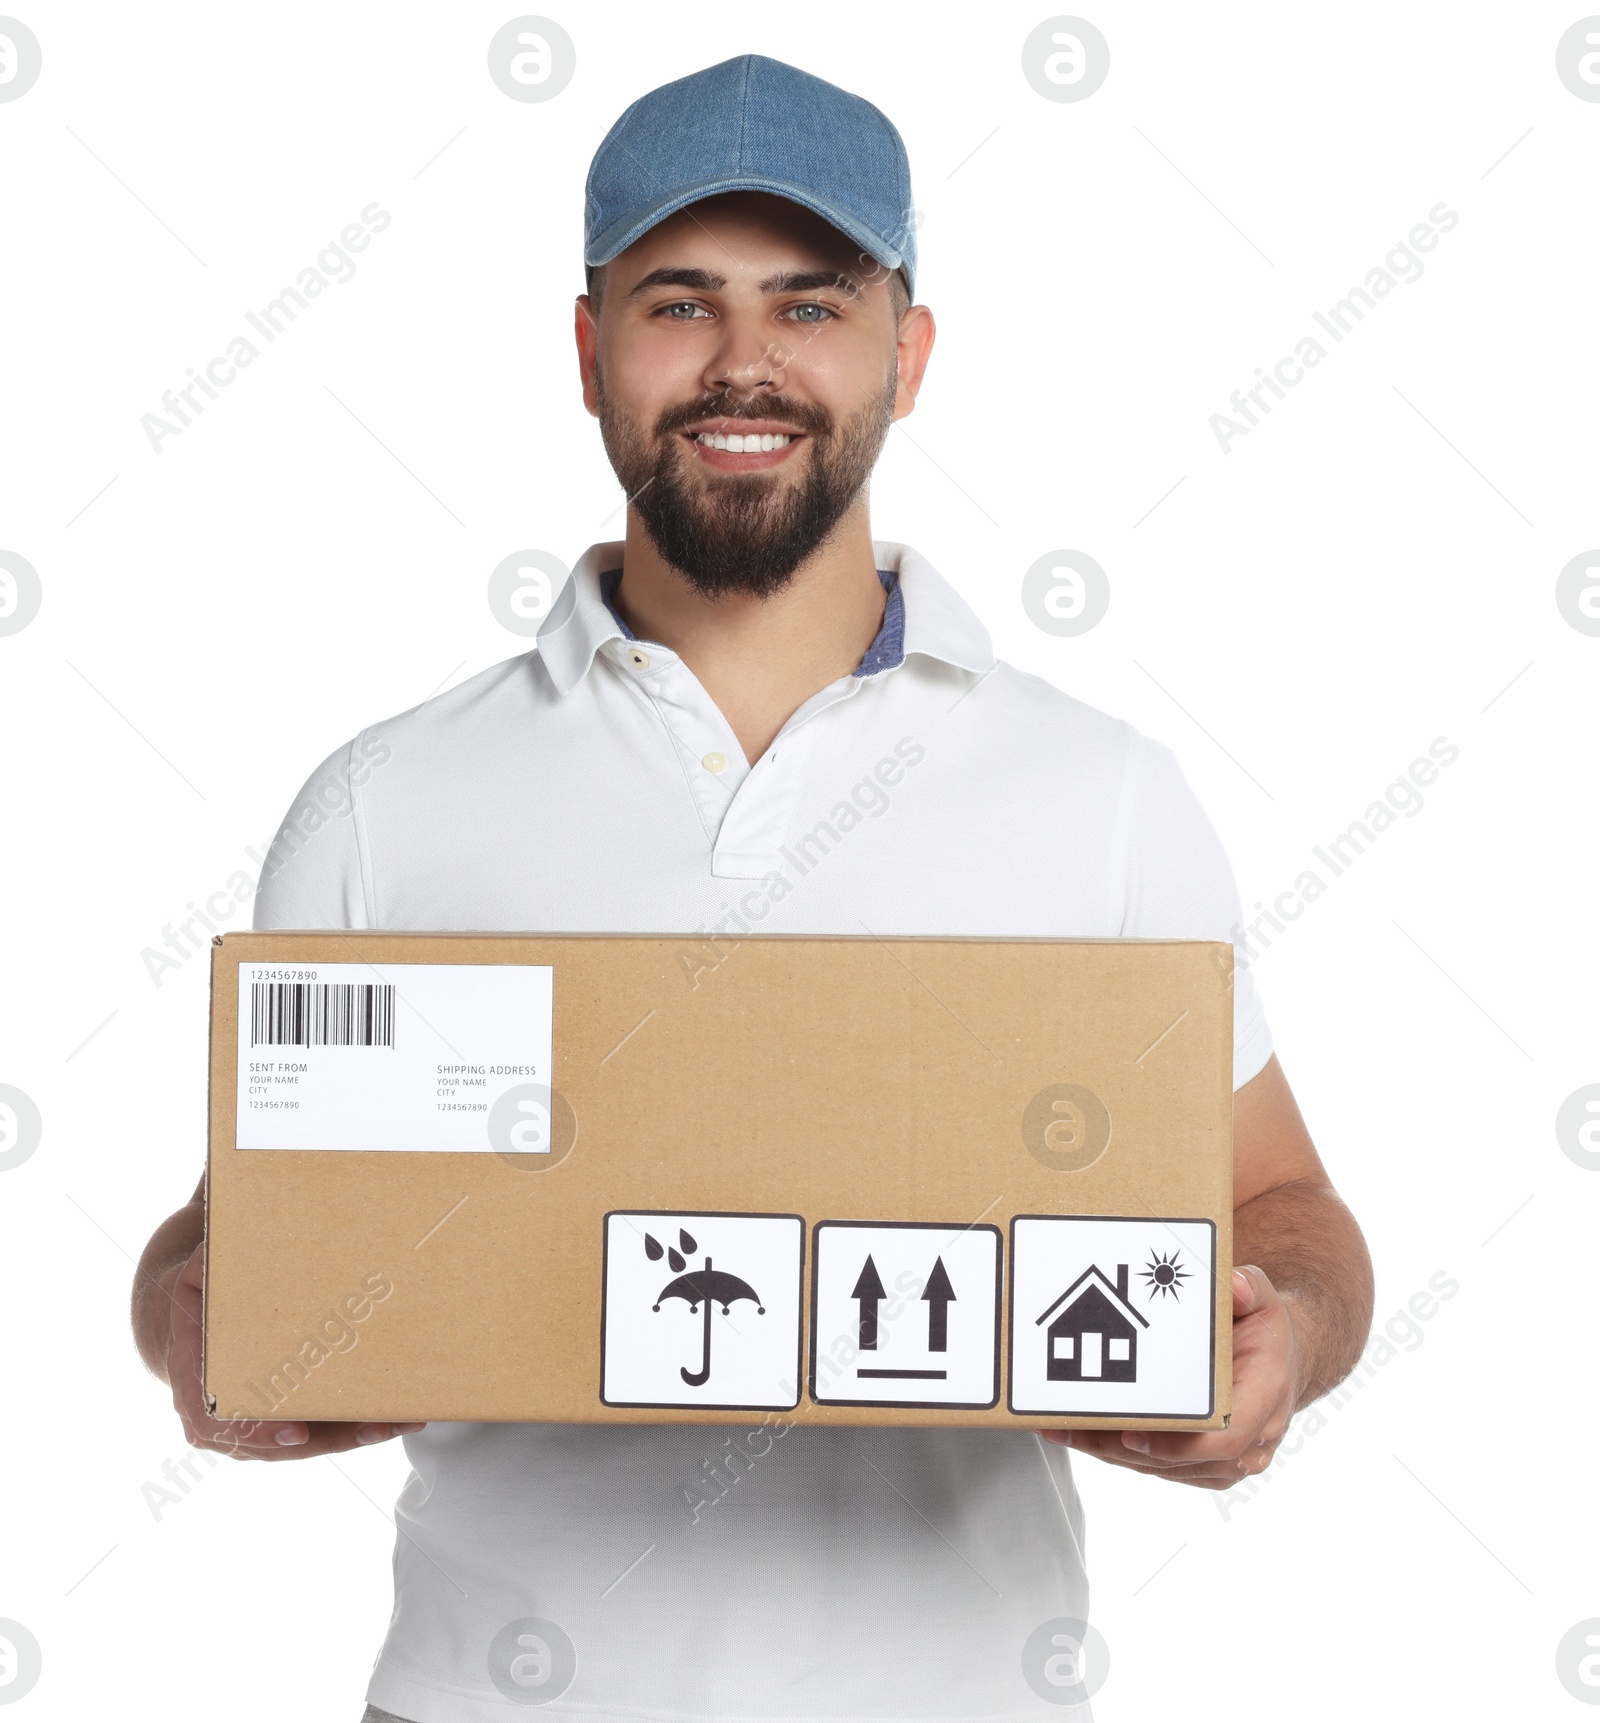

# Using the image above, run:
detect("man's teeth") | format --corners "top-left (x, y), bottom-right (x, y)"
top-left (694, 431), bottom-right (792, 452)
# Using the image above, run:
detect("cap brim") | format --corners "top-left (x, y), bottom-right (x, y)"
top-left (585, 176), bottom-right (907, 291)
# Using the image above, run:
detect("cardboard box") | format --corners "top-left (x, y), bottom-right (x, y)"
top-left (204, 931), bottom-right (1234, 1431)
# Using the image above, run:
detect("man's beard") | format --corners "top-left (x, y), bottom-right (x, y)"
top-left (594, 367), bottom-right (898, 599)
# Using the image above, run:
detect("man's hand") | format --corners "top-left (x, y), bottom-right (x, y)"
top-left (1046, 1058), bottom-right (1375, 1489)
top-left (1039, 1266), bottom-right (1302, 1489)
top-left (164, 1244), bottom-right (425, 1461)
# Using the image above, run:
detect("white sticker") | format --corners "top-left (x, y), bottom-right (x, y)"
top-left (1008, 1216), bottom-right (1216, 1418)
top-left (601, 1213), bottom-right (803, 1409)
top-left (235, 963), bottom-right (554, 1152)
top-left (810, 1222), bottom-right (1000, 1407)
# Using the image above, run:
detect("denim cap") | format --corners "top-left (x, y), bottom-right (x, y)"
top-left (584, 55), bottom-right (917, 299)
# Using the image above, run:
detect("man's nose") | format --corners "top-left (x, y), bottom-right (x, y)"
top-left (702, 327), bottom-right (791, 398)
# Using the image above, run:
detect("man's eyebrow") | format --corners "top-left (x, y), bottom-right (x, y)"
top-left (623, 265), bottom-right (863, 299)
top-left (623, 266), bottom-right (727, 298)
top-left (758, 268), bottom-right (863, 296)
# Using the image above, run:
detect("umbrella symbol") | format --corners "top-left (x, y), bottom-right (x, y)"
top-left (646, 1227), bottom-right (765, 1387)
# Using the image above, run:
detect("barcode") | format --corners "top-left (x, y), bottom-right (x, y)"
top-left (250, 982), bottom-right (396, 1049)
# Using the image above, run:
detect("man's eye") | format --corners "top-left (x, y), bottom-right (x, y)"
top-left (786, 302), bottom-right (835, 324)
top-left (660, 301), bottom-right (709, 320)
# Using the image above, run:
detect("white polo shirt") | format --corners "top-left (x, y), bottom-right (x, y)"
top-left (254, 539), bottom-right (1271, 1723)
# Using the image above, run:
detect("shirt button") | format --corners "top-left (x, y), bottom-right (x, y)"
top-left (701, 751), bottom-right (728, 774)
top-left (627, 648), bottom-right (651, 670)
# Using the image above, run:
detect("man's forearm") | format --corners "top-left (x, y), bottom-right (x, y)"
top-left (1233, 1177), bottom-right (1373, 1407)
top-left (132, 1184), bottom-right (205, 1382)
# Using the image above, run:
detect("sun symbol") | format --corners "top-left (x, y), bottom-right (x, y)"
top-left (1140, 1250), bottom-right (1190, 1301)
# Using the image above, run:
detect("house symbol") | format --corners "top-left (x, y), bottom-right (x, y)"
top-left (1034, 1263), bottom-right (1150, 1383)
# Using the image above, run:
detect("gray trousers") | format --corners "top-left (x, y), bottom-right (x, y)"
top-left (361, 1709), bottom-right (417, 1723)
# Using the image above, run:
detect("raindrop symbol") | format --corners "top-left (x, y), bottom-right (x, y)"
top-left (679, 1228), bottom-right (698, 1254)
top-left (668, 1247), bottom-right (686, 1273)
top-left (644, 1234), bottom-right (663, 1261)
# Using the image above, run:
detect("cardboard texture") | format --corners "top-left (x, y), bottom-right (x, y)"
top-left (205, 931), bottom-right (1234, 1430)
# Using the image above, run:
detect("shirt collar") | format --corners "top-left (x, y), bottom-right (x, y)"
top-left (535, 539), bottom-right (995, 697)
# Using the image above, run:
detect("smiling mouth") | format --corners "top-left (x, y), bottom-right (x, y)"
top-left (680, 425), bottom-right (807, 471)
top-left (690, 429), bottom-right (796, 452)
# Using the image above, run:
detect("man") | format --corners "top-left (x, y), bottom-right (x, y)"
top-left (134, 55), bottom-right (1372, 1721)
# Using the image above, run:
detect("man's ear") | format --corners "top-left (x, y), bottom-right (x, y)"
top-left (891, 303), bottom-right (936, 423)
top-left (575, 295), bottom-right (600, 418)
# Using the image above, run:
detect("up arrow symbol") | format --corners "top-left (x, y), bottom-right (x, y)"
top-left (852, 1254), bottom-right (887, 1350)
top-left (921, 1255), bottom-right (956, 1352)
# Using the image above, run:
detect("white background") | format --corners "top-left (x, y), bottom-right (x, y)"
top-left (1, 2), bottom-right (1596, 1717)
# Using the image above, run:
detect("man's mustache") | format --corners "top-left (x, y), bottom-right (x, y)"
top-left (654, 396), bottom-right (833, 439)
